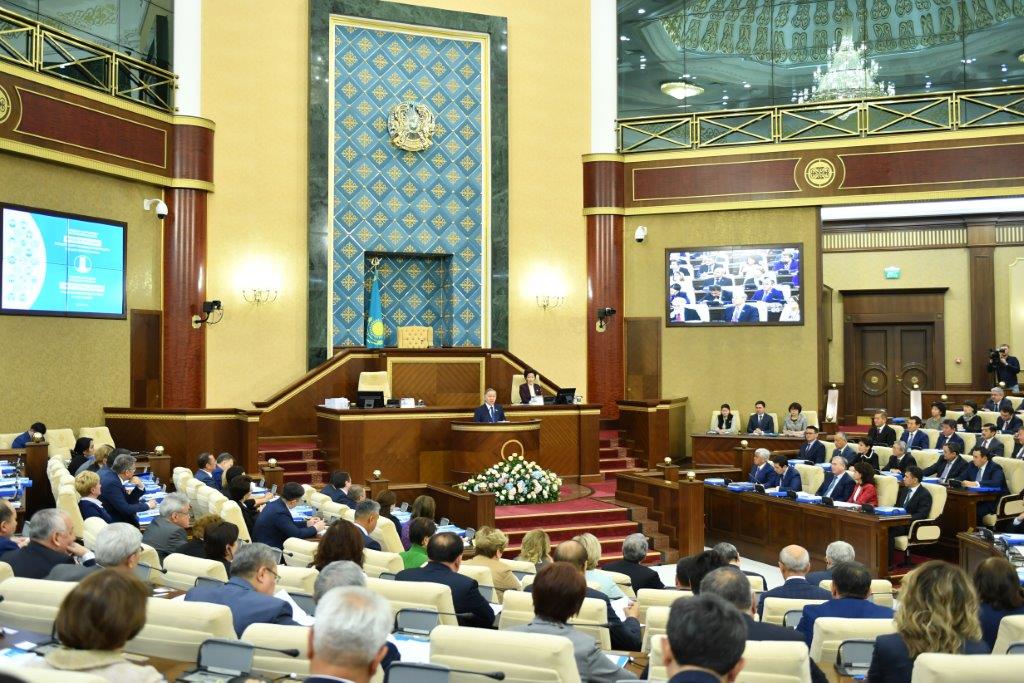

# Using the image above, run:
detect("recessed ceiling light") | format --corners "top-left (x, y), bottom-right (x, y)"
top-left (660, 79), bottom-right (704, 99)
top-left (620, 35), bottom-right (630, 42)
top-left (638, 8), bottom-right (646, 14)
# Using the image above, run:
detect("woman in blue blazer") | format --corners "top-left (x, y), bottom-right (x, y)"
top-left (75, 471), bottom-right (113, 524)
top-left (867, 561), bottom-right (987, 683)
top-left (974, 556), bottom-right (1024, 650)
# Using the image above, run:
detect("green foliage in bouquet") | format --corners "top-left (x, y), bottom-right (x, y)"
top-left (455, 454), bottom-right (562, 505)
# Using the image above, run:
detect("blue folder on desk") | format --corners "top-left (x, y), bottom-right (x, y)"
top-left (704, 478), bottom-right (728, 487)
top-left (727, 482), bottom-right (755, 492)
top-left (997, 533), bottom-right (1024, 546)
top-left (965, 486), bottom-right (1004, 493)
top-left (872, 506), bottom-right (907, 516)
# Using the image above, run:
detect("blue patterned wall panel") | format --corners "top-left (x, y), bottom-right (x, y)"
top-left (330, 18), bottom-right (487, 348)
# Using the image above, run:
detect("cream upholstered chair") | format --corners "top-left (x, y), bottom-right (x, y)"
top-left (219, 500), bottom-right (251, 542)
top-left (893, 482), bottom-right (947, 559)
top-left (815, 580), bottom-right (895, 608)
top-left (643, 604), bottom-right (670, 653)
top-left (127, 598), bottom-right (235, 661)
top-left (78, 426), bottom-right (115, 448)
top-left (46, 428), bottom-right (77, 458)
top-left (185, 477), bottom-right (205, 514)
top-left (172, 466), bottom-right (192, 491)
top-left (809, 617), bottom-right (895, 673)
top-left (600, 569), bottom-right (637, 598)
top-left (365, 576), bottom-right (459, 625)
top-left (363, 548), bottom-right (404, 577)
top-left (320, 500), bottom-right (347, 523)
top-left (873, 446), bottom-right (893, 465)
top-left (83, 516), bottom-right (108, 550)
top-left (995, 433), bottom-right (1015, 456)
top-left (910, 653), bottom-right (1020, 682)
top-left (649, 633), bottom-right (670, 680)
top-left (960, 431), bottom-right (978, 454)
top-left (0, 667), bottom-right (109, 683)
top-left (307, 491), bottom-right (331, 511)
top-left (512, 374), bottom-right (527, 404)
top-left (358, 371), bottom-right (392, 401)
top-left (991, 614), bottom-right (1024, 654)
top-left (459, 563), bottom-right (495, 597)
top-left (0, 577), bottom-right (75, 632)
top-left (371, 515), bottom-right (404, 553)
top-left (875, 476), bottom-right (899, 508)
top-left (945, 410), bottom-right (963, 422)
top-left (56, 483), bottom-right (85, 539)
top-left (0, 562), bottom-right (12, 584)
top-left (891, 424), bottom-right (905, 441)
top-left (978, 410), bottom-right (1000, 425)
top-left (637, 588), bottom-right (691, 622)
top-left (911, 449), bottom-right (940, 471)
top-left (803, 410), bottom-right (820, 429)
top-left (1009, 396), bottom-right (1024, 410)
top-left (822, 440), bottom-right (836, 461)
top-left (0, 434), bottom-right (19, 449)
top-left (242, 623), bottom-right (311, 677)
top-left (983, 457), bottom-right (1024, 526)
top-left (649, 636), bottom-right (807, 682)
top-left (430, 624), bottom-right (579, 682)
top-left (500, 557), bottom-right (537, 576)
top-left (498, 590), bottom-right (610, 649)
top-left (208, 491), bottom-right (229, 516)
top-left (277, 565), bottom-right (318, 594)
top-left (795, 464), bottom-right (823, 494)
top-left (283, 537), bottom-right (319, 567)
top-left (138, 543), bottom-right (164, 586)
top-left (301, 484), bottom-right (317, 503)
top-left (162, 553), bottom-right (229, 590)
top-left (762, 597), bottom-right (827, 626)
top-left (397, 325), bottom-right (432, 348)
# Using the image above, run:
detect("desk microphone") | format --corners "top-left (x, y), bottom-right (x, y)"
top-left (138, 562), bottom-right (168, 574)
top-left (393, 663), bottom-right (504, 680)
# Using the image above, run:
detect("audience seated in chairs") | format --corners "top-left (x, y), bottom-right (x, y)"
top-left (748, 448), bottom-right (780, 487)
top-left (923, 442), bottom-right (969, 481)
top-left (75, 470), bottom-right (112, 523)
top-left (977, 424), bottom-right (1005, 457)
top-left (867, 561), bottom-right (988, 683)
top-left (963, 447), bottom-right (1008, 518)
top-left (746, 400), bottom-right (774, 434)
top-left (513, 528), bottom-right (552, 571)
top-left (376, 489), bottom-right (402, 531)
top-left (885, 441), bottom-right (917, 474)
top-left (574, 532), bottom-right (624, 599)
top-left (660, 593), bottom-right (747, 683)
top-left (194, 452), bottom-right (220, 490)
top-left (48, 522), bottom-right (141, 582)
top-left (848, 462), bottom-right (880, 506)
top-left (900, 416), bottom-right (930, 451)
top-left (141, 491), bottom-right (190, 559)
top-left (353, 499), bottom-right (381, 551)
top-left (399, 517), bottom-right (435, 569)
top-left (833, 431), bottom-right (856, 462)
top-left (603, 533), bottom-right (665, 593)
top-left (959, 401), bottom-right (983, 432)
top-left (202, 520), bottom-right (240, 576)
top-left (782, 402), bottom-right (808, 436)
top-left (796, 425), bottom-right (826, 463)
top-left (253, 481), bottom-right (325, 549)
top-left (75, 443), bottom-right (112, 475)
top-left (996, 407), bottom-right (1022, 435)
top-left (185, 541), bottom-right (297, 636)
top-left (464, 526), bottom-right (520, 601)
top-left (213, 452), bottom-right (234, 490)
top-left (806, 541), bottom-right (856, 585)
top-left (770, 454), bottom-right (802, 491)
top-left (712, 404), bottom-right (738, 434)
top-left (676, 548), bottom-right (728, 594)
top-left (176, 513), bottom-right (223, 558)
top-left (227, 473), bottom-right (259, 534)
top-left (924, 401), bottom-right (947, 430)
top-left (867, 411), bottom-right (897, 447)
top-left (348, 484), bottom-right (367, 505)
top-left (0, 498), bottom-right (26, 555)
top-left (307, 586), bottom-right (393, 683)
top-left (712, 542), bottom-right (768, 589)
top-left (66, 436), bottom-right (95, 475)
top-left (888, 467), bottom-right (934, 566)
top-left (936, 419), bottom-right (965, 452)
top-left (24, 569), bottom-right (162, 682)
top-left (11, 421), bottom-right (45, 449)
top-left (2, 508), bottom-right (95, 578)
top-left (320, 470), bottom-right (357, 509)
top-left (985, 386), bottom-right (1013, 413)
top-left (395, 531), bottom-right (494, 629)
top-left (99, 453), bottom-right (156, 526)
top-left (400, 494), bottom-right (436, 549)
top-left (816, 455), bottom-right (855, 500)
top-left (973, 557), bottom-right (1024, 650)
top-left (796, 561), bottom-right (894, 644)
top-left (313, 519), bottom-right (365, 570)
top-left (512, 561), bottom-right (638, 683)
top-left (849, 439), bottom-right (881, 471)
top-left (756, 545), bottom-right (830, 619)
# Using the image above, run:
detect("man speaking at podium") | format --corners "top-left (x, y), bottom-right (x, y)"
top-left (474, 388), bottom-right (506, 423)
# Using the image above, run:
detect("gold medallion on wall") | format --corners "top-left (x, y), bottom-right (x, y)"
top-left (387, 101), bottom-right (437, 152)
top-left (795, 154), bottom-right (845, 193)
top-left (0, 85), bottom-right (11, 125)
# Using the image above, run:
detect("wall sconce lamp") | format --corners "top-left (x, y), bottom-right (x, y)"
top-left (535, 295), bottom-right (565, 311)
top-left (191, 300), bottom-right (223, 328)
top-left (242, 289), bottom-right (278, 305)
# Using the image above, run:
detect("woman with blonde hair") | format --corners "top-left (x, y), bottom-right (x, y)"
top-left (514, 529), bottom-right (551, 570)
top-left (75, 443), bottom-right (113, 475)
top-left (866, 561), bottom-right (988, 683)
top-left (400, 494), bottom-right (436, 549)
top-left (573, 533), bottom-right (624, 599)
top-left (465, 525), bottom-right (520, 600)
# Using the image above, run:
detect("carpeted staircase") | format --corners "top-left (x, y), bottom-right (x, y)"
top-left (598, 429), bottom-right (637, 481)
top-left (258, 436), bottom-right (329, 486)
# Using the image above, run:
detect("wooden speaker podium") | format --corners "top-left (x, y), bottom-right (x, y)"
top-left (448, 419), bottom-right (540, 483)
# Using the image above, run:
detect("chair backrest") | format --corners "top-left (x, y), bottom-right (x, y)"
top-left (803, 410), bottom-right (819, 429)
top-left (740, 640), bottom-right (813, 683)
top-left (920, 428), bottom-right (939, 449)
top-left (0, 562), bottom-right (11, 584)
top-left (430, 623), bottom-right (579, 682)
top-left (911, 449), bottom-right (940, 471)
top-left (371, 515), bottom-right (404, 553)
top-left (162, 553), bottom-right (229, 591)
top-left (921, 482), bottom-right (947, 520)
top-left (910, 653), bottom-right (1021, 682)
top-left (365, 576), bottom-right (459, 626)
top-left (959, 431), bottom-right (977, 454)
top-left (992, 614), bottom-right (1024, 654)
top-left (809, 617), bottom-right (895, 667)
top-left (57, 483), bottom-right (84, 538)
top-left (600, 569), bottom-right (636, 598)
top-left (762, 598), bottom-right (827, 626)
top-left (46, 428), bottom-right (77, 457)
top-left (77, 426), bottom-right (115, 448)
top-left (643, 604), bottom-right (670, 653)
top-left (0, 433), bottom-right (20, 449)
top-left (497, 589), bottom-right (610, 649)
top-left (995, 433), bottom-right (1015, 457)
top-left (0, 666), bottom-right (109, 682)
top-left (637, 588), bottom-right (691, 622)
top-left (978, 410), bottom-right (1000, 425)
top-left (82, 516), bottom-right (108, 550)
top-left (511, 374), bottom-right (527, 404)
top-left (891, 425), bottom-right (905, 441)
top-left (746, 573), bottom-right (766, 592)
top-left (195, 483), bottom-right (219, 517)
top-left (995, 457), bottom-right (1024, 496)
top-left (242, 623), bottom-right (311, 677)
top-left (358, 371), bottom-right (392, 400)
top-left (283, 537), bottom-right (318, 567)
top-left (363, 548), bottom-right (404, 577)
top-left (308, 491), bottom-right (331, 511)
top-left (499, 558), bottom-right (537, 575)
top-left (875, 475), bottom-right (899, 508)
top-left (172, 467), bottom-right (192, 490)
top-left (873, 446), bottom-right (893, 464)
top-left (138, 543), bottom-right (164, 586)
top-left (822, 440), bottom-right (836, 460)
top-left (208, 491), bottom-right (228, 516)
top-left (794, 464), bottom-right (823, 494)
top-left (219, 500), bottom-right (251, 542)
top-left (458, 562), bottom-right (494, 587)
top-left (277, 565), bottom-right (318, 594)
top-left (397, 325), bottom-right (433, 349)
top-left (127, 597), bottom-right (235, 661)
top-left (0, 577), bottom-right (75, 632)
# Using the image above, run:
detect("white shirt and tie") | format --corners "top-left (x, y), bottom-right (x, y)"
top-left (975, 463), bottom-right (986, 483)
top-left (903, 485), bottom-right (919, 507)
top-left (488, 405), bottom-right (496, 422)
top-left (824, 472), bottom-right (846, 498)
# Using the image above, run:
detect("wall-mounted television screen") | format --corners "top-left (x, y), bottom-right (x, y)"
top-left (1, 204), bottom-right (126, 319)
top-left (666, 244), bottom-right (803, 327)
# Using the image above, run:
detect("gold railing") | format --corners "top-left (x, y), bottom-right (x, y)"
top-left (618, 84), bottom-right (1024, 153)
top-left (0, 7), bottom-right (176, 112)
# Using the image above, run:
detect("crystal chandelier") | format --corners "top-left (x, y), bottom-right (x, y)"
top-left (797, 36), bottom-right (895, 104)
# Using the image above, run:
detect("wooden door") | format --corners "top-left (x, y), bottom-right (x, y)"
top-left (130, 310), bottom-right (162, 408)
top-left (852, 324), bottom-right (934, 418)
top-left (624, 317), bottom-right (661, 399)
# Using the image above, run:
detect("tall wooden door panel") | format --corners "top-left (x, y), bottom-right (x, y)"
top-left (853, 324), bottom-right (934, 418)
top-left (130, 310), bottom-right (162, 408)
top-left (625, 318), bottom-right (661, 400)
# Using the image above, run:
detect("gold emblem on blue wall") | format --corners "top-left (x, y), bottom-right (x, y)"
top-left (388, 101), bottom-right (437, 152)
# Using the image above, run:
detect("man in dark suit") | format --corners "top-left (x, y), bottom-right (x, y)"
top-left (963, 447), bottom-right (1008, 517)
top-left (1011, 428), bottom-right (1024, 459)
top-left (396, 531), bottom-right (495, 629)
top-left (997, 406), bottom-right (1023, 435)
top-left (724, 291), bottom-right (757, 323)
top-left (321, 470), bottom-right (358, 509)
top-left (186, 542), bottom-right (298, 636)
top-left (603, 533), bottom-right (665, 593)
top-left (899, 416), bottom-right (929, 451)
top-left (805, 541), bottom-right (856, 586)
top-left (866, 411), bottom-right (897, 447)
top-left (832, 432), bottom-right (856, 463)
top-left (756, 545), bottom-right (831, 619)
top-left (984, 386), bottom-right (1014, 413)
top-left (797, 426), bottom-right (826, 464)
top-left (47, 522), bottom-right (142, 582)
top-left (747, 448), bottom-right (780, 487)
top-left (253, 481), bottom-right (325, 549)
top-left (749, 279), bottom-right (785, 304)
top-left (700, 284), bottom-right (731, 306)
top-left (0, 499), bottom-right (26, 556)
top-left (746, 401), bottom-right (774, 434)
top-left (707, 266), bottom-right (734, 288)
top-left (796, 561), bottom-right (894, 645)
top-left (662, 594), bottom-right (750, 683)
top-left (923, 442), bottom-right (969, 481)
top-left (935, 419), bottom-right (965, 453)
top-left (1, 509), bottom-right (95, 579)
top-left (195, 452), bottom-right (219, 489)
top-left (816, 455), bottom-right (855, 501)
top-left (883, 441), bottom-right (917, 474)
top-left (700, 566), bottom-right (828, 683)
top-left (10, 422), bottom-right (45, 450)
top-left (473, 388), bottom-right (506, 423)
top-left (99, 453), bottom-right (156, 526)
top-left (988, 346), bottom-right (1021, 391)
top-left (888, 467), bottom-right (934, 566)
top-left (976, 424), bottom-right (1005, 457)
top-left (353, 500), bottom-right (382, 551)
top-left (306, 585), bottom-right (393, 683)
top-left (141, 492), bottom-right (190, 559)
top-left (770, 455), bottom-right (802, 492)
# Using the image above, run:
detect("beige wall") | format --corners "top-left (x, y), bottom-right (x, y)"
top-left (0, 155), bottom-right (161, 430)
top-left (623, 207), bottom-right (821, 439)
top-left (995, 246), bottom-right (1024, 354)
top-left (201, 0), bottom-right (590, 408)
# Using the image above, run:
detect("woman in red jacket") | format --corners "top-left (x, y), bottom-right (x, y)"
top-left (848, 461), bottom-right (879, 506)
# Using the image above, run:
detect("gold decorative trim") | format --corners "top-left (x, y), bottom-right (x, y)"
top-left (583, 153), bottom-right (625, 162)
top-left (823, 227), bottom-right (967, 252)
top-left (261, 352), bottom-right (378, 410)
top-left (617, 405), bottom-right (659, 413)
top-left (451, 421), bottom-right (541, 432)
top-left (104, 413), bottom-right (246, 421)
top-left (583, 207), bottom-right (626, 216)
top-left (656, 400), bottom-right (688, 410)
top-left (316, 410), bottom-right (474, 422)
top-left (506, 408), bottom-right (601, 416)
top-left (500, 439), bottom-right (526, 459)
top-left (387, 356), bottom-right (487, 398)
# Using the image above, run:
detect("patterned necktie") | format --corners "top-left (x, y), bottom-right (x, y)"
top-left (489, 406), bottom-right (494, 422)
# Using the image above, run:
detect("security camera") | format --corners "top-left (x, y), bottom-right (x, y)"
top-left (144, 198), bottom-right (168, 220)
top-left (634, 225), bottom-right (648, 243)
top-left (596, 307), bottom-right (616, 320)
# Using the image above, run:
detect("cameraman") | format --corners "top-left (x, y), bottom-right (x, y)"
top-left (987, 344), bottom-right (1021, 392)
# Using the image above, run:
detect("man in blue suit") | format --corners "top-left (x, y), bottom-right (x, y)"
top-left (923, 442), bottom-right (969, 481)
top-left (963, 447), bottom-right (1007, 517)
top-left (746, 401), bottom-right (774, 434)
top-left (888, 467), bottom-right (934, 567)
top-left (976, 424), bottom-right (1005, 457)
top-left (321, 470), bottom-right (358, 509)
top-left (832, 432), bottom-right (856, 463)
top-left (10, 422), bottom-right (45, 449)
top-left (757, 545), bottom-right (831, 619)
top-left (473, 388), bottom-right (506, 423)
top-left (899, 416), bottom-right (929, 451)
top-left (194, 452), bottom-right (219, 489)
top-left (749, 278), bottom-right (785, 304)
top-left (796, 561), bottom-right (894, 645)
top-left (99, 453), bottom-right (155, 526)
top-left (997, 406), bottom-right (1023, 435)
top-left (253, 481), bottom-right (325, 549)
top-left (747, 448), bottom-right (780, 487)
top-left (770, 455), bottom-right (802, 492)
top-left (185, 542), bottom-right (297, 636)
top-left (934, 419), bottom-right (965, 453)
top-left (353, 500), bottom-right (382, 551)
top-left (797, 426), bottom-right (826, 464)
top-left (816, 455), bottom-right (855, 501)
top-left (984, 386), bottom-right (1014, 413)
top-left (396, 531), bottom-right (496, 629)
top-left (724, 291), bottom-right (757, 323)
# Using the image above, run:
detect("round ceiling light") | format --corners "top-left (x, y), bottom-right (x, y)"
top-left (660, 79), bottom-right (704, 100)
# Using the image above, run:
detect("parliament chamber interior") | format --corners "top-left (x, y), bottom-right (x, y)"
top-left (3, 0), bottom-right (1024, 681)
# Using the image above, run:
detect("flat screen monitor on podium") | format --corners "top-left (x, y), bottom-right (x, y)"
top-left (357, 391), bottom-right (385, 408)
top-left (554, 388), bottom-right (576, 405)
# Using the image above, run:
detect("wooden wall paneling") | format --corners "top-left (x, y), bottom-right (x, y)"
top-left (624, 318), bottom-right (661, 400)
top-left (586, 213), bottom-right (625, 417)
top-left (23, 442), bottom-right (50, 519)
top-left (665, 400), bottom-right (687, 462)
top-left (968, 221), bottom-right (997, 389)
top-left (389, 359), bottom-right (482, 406)
top-left (579, 409), bottom-right (601, 481)
top-left (617, 402), bottom-right (656, 464)
top-left (130, 310), bottom-right (162, 408)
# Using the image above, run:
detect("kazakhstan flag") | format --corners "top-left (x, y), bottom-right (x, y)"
top-left (366, 270), bottom-right (385, 348)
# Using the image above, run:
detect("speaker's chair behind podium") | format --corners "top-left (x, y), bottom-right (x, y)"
top-left (358, 371), bottom-right (392, 402)
top-left (397, 326), bottom-right (433, 348)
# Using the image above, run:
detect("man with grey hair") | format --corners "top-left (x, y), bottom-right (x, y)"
top-left (806, 541), bottom-right (856, 585)
top-left (833, 432), bottom-right (855, 462)
top-left (747, 448), bottom-right (779, 487)
top-left (348, 484), bottom-right (366, 504)
top-left (354, 499), bottom-right (381, 551)
top-left (185, 542), bottom-right (297, 636)
top-left (1, 509), bottom-right (95, 578)
top-left (604, 533), bottom-right (665, 593)
top-left (142, 492), bottom-right (190, 558)
top-left (99, 452), bottom-right (155, 526)
top-left (756, 544), bottom-right (830, 619)
top-left (308, 587), bottom-right (392, 683)
top-left (47, 522), bottom-right (142, 581)
top-left (474, 388), bottom-right (505, 423)
top-left (985, 385), bottom-right (1013, 412)
top-left (884, 440), bottom-right (917, 474)
top-left (815, 455), bottom-right (854, 500)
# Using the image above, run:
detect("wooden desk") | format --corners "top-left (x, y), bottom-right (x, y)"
top-left (616, 398), bottom-right (687, 466)
top-left (935, 488), bottom-right (1002, 558)
top-left (691, 434), bottom-right (804, 470)
top-left (957, 531), bottom-right (1005, 575)
top-left (704, 486), bottom-right (911, 579)
top-left (449, 420), bottom-right (540, 481)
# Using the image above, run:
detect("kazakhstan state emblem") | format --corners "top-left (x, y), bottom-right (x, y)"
top-left (387, 101), bottom-right (437, 152)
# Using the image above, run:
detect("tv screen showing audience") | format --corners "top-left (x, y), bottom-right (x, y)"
top-left (665, 244), bottom-right (803, 327)
top-left (1, 204), bottom-right (126, 319)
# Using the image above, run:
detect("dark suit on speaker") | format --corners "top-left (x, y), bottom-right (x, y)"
top-left (473, 403), bottom-right (506, 423)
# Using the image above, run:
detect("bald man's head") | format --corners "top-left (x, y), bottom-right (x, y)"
top-left (553, 540), bottom-right (588, 571)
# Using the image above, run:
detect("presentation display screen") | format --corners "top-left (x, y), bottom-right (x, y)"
top-left (1, 205), bottom-right (126, 318)
top-left (666, 244), bottom-right (803, 327)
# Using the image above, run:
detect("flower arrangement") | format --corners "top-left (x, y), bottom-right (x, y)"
top-left (456, 454), bottom-right (562, 505)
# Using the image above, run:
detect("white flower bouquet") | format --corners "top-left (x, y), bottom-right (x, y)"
top-left (456, 454), bottom-right (561, 505)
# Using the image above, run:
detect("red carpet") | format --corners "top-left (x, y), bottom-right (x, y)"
top-left (589, 480), bottom-right (617, 497)
top-left (258, 437), bottom-right (328, 486)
